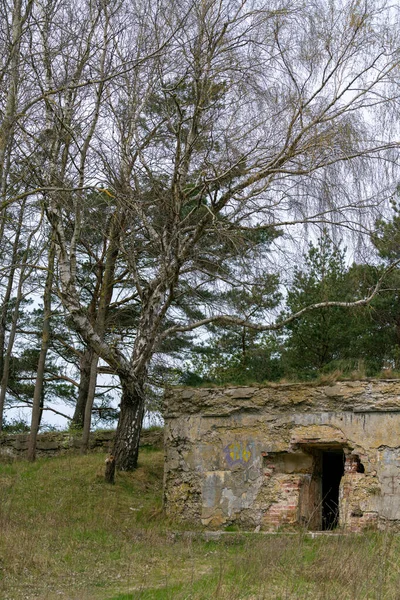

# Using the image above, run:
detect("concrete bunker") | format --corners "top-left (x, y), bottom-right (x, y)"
top-left (164, 381), bottom-right (400, 531)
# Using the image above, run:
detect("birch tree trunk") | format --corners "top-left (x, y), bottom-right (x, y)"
top-left (27, 236), bottom-right (56, 461)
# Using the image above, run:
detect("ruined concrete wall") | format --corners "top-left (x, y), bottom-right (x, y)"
top-left (164, 381), bottom-right (400, 531)
top-left (0, 428), bottom-right (163, 459)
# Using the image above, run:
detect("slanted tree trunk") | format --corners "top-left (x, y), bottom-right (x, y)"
top-left (27, 236), bottom-right (55, 461)
top-left (112, 377), bottom-right (145, 471)
top-left (72, 348), bottom-right (93, 428)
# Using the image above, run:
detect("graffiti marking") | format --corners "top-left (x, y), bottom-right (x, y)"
top-left (225, 442), bottom-right (252, 466)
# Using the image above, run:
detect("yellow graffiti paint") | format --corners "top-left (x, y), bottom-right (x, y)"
top-left (228, 442), bottom-right (251, 463)
top-left (242, 446), bottom-right (251, 462)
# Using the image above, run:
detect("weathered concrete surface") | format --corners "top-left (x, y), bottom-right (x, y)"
top-left (164, 381), bottom-right (400, 531)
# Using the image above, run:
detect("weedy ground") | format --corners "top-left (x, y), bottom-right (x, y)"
top-left (0, 447), bottom-right (400, 600)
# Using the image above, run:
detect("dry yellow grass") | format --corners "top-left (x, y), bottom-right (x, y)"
top-left (1, 448), bottom-right (400, 599)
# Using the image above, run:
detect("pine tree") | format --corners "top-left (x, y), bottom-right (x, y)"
top-left (282, 235), bottom-right (361, 378)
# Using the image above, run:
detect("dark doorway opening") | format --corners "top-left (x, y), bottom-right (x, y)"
top-left (322, 451), bottom-right (344, 530)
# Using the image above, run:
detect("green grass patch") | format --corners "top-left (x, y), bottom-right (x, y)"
top-left (1, 450), bottom-right (400, 599)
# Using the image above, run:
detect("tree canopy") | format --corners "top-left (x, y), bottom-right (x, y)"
top-left (1, 0), bottom-right (400, 468)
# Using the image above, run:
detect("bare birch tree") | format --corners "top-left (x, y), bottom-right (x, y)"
top-left (3, 0), bottom-right (400, 466)
top-left (40, 0), bottom-right (400, 470)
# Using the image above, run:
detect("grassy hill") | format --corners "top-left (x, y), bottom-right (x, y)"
top-left (1, 448), bottom-right (400, 599)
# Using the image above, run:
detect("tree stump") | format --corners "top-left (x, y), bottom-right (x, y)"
top-left (105, 454), bottom-right (116, 484)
